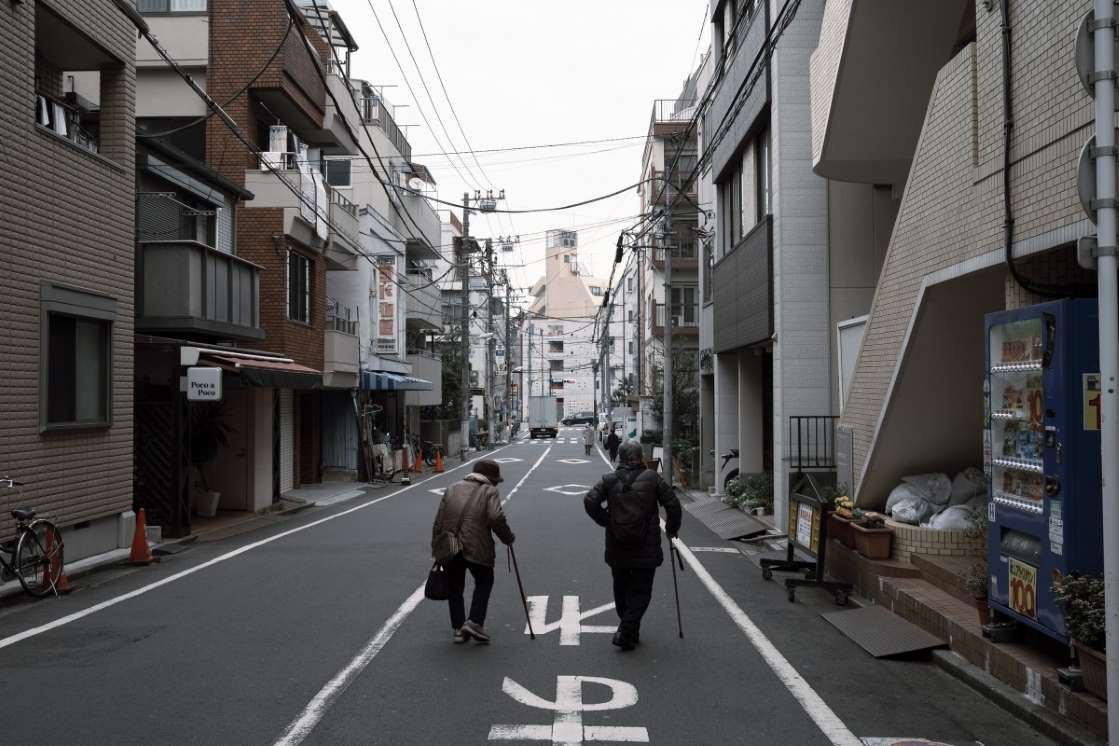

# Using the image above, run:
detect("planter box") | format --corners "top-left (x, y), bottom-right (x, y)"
top-left (829, 513), bottom-right (854, 549)
top-left (852, 521), bottom-right (893, 560)
top-left (1075, 641), bottom-right (1107, 701)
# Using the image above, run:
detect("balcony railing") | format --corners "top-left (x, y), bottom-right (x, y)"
top-left (652, 98), bottom-right (696, 125)
top-left (257, 152), bottom-right (323, 227)
top-left (327, 186), bottom-right (359, 258)
top-left (137, 240), bottom-right (262, 340)
top-left (138, 0), bottom-right (207, 12)
top-left (653, 242), bottom-right (698, 263)
top-left (404, 267), bottom-right (443, 331)
top-left (326, 298), bottom-right (358, 335)
top-left (359, 93), bottom-right (412, 161)
top-left (653, 303), bottom-right (699, 329)
top-left (34, 94), bottom-right (98, 153)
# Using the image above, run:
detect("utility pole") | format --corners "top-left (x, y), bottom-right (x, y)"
top-left (459, 192), bottom-right (471, 458)
top-left (485, 238), bottom-right (496, 449)
top-left (505, 274), bottom-right (513, 441)
top-left (1092, 0), bottom-right (1119, 732)
top-left (661, 179), bottom-right (674, 489)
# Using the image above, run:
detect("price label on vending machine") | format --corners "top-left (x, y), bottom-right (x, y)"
top-left (1084, 373), bottom-right (1101, 431)
top-left (1008, 558), bottom-right (1038, 620)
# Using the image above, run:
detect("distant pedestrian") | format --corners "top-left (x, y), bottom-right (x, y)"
top-left (583, 423), bottom-right (594, 455)
top-left (583, 441), bottom-right (682, 650)
top-left (431, 459), bottom-right (515, 644)
top-left (605, 427), bottom-right (621, 463)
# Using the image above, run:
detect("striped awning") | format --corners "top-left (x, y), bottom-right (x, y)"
top-left (361, 371), bottom-right (433, 391)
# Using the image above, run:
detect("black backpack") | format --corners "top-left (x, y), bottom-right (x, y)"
top-left (607, 471), bottom-right (649, 546)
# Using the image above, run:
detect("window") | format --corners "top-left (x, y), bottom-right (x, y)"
top-left (671, 287), bottom-right (698, 325)
top-left (549, 341), bottom-right (564, 353)
top-left (628, 309), bottom-right (634, 323)
top-left (138, 0), bottom-right (207, 12)
top-left (590, 286), bottom-right (603, 297)
top-left (563, 254), bottom-right (573, 264)
top-left (40, 285), bottom-right (115, 430)
top-left (715, 126), bottom-right (770, 256)
top-left (287, 250), bottom-right (311, 323)
top-left (550, 359), bottom-right (564, 372)
top-left (703, 240), bottom-right (713, 302)
top-left (757, 127), bottom-right (771, 217)
top-left (323, 158), bottom-right (352, 188)
top-left (627, 276), bottom-right (634, 292)
top-left (628, 340), bottom-right (635, 355)
top-left (547, 324), bottom-right (564, 336)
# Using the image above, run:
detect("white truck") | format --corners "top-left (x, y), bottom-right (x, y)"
top-left (527, 395), bottom-right (559, 439)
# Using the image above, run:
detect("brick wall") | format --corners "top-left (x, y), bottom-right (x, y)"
top-left (839, 0), bottom-right (1096, 498)
top-left (205, 0), bottom-right (329, 371)
top-left (0, 0), bottom-right (136, 534)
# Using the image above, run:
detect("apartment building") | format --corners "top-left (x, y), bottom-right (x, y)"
top-left (524, 230), bottom-right (601, 420)
top-left (597, 258), bottom-right (640, 429)
top-left (811, 0), bottom-right (1095, 508)
top-left (2, 0), bottom-right (137, 560)
top-left (706, 0), bottom-right (831, 527)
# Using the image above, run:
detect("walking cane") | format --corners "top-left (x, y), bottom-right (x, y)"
top-left (509, 545), bottom-right (536, 640)
top-left (669, 537), bottom-right (685, 639)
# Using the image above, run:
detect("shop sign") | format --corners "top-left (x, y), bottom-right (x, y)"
top-left (186, 367), bottom-right (222, 402)
top-left (376, 257), bottom-right (397, 354)
top-left (1008, 558), bottom-right (1038, 620)
top-left (1084, 373), bottom-right (1101, 431)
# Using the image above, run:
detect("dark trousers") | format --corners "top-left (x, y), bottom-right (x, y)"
top-left (608, 446), bottom-right (619, 462)
top-left (611, 566), bottom-right (656, 637)
top-left (446, 555), bottom-right (494, 629)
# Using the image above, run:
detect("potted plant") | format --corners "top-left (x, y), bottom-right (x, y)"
top-left (962, 560), bottom-right (990, 626)
top-left (851, 512), bottom-right (893, 560)
top-left (829, 493), bottom-right (855, 549)
top-left (722, 473), bottom-right (773, 515)
top-left (1053, 574), bottom-right (1106, 700)
top-left (190, 401), bottom-right (232, 518)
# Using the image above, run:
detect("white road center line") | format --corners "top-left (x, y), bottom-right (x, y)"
top-left (0, 445), bottom-right (513, 652)
top-left (591, 446), bottom-right (859, 746)
top-left (274, 444), bottom-right (554, 745)
top-left (273, 584), bottom-right (426, 746)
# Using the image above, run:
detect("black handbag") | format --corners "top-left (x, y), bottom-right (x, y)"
top-left (425, 562), bottom-right (451, 601)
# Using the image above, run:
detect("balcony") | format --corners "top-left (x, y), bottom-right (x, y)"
top-left (810, 0), bottom-right (971, 185)
top-left (393, 190), bottom-right (443, 261)
top-left (138, 240), bottom-right (263, 341)
top-left (323, 300), bottom-right (359, 388)
top-left (326, 187), bottom-right (359, 270)
top-left (245, 153), bottom-right (329, 251)
top-left (317, 69), bottom-right (361, 155)
top-left (713, 216), bottom-right (772, 353)
top-left (652, 242), bottom-right (699, 271)
top-left (649, 98), bottom-right (696, 136)
top-left (651, 302), bottom-right (700, 340)
top-left (358, 90), bottom-right (412, 161)
top-left (404, 350), bottom-right (443, 407)
top-left (250, 24), bottom-right (328, 140)
top-left (404, 267), bottom-right (443, 332)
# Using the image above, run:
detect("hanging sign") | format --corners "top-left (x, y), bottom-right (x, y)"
top-left (376, 257), bottom-right (397, 354)
top-left (186, 367), bottom-right (222, 402)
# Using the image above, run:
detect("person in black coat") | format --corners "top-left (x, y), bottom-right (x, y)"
top-left (605, 427), bottom-right (621, 462)
top-left (583, 441), bottom-right (683, 650)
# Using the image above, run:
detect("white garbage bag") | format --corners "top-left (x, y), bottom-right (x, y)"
top-left (949, 467), bottom-right (986, 506)
top-left (886, 482), bottom-right (925, 514)
top-left (927, 505), bottom-right (979, 531)
top-left (901, 473), bottom-right (953, 505)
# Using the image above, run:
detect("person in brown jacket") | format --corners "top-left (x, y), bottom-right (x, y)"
top-left (431, 459), bottom-right (515, 644)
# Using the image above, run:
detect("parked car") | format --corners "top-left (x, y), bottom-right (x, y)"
top-left (561, 411), bottom-right (596, 426)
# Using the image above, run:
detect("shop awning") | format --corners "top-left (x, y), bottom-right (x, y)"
top-left (361, 370), bottom-right (433, 391)
top-left (201, 352), bottom-right (322, 390)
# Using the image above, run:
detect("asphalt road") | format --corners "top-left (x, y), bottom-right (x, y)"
top-left (0, 428), bottom-right (1058, 745)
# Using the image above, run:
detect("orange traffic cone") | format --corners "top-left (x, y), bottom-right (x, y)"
top-left (129, 508), bottom-right (154, 565)
top-left (413, 446), bottom-right (423, 473)
top-left (434, 450), bottom-right (444, 473)
top-left (44, 528), bottom-right (71, 593)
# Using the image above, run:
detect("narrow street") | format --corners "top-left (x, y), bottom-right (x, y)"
top-left (0, 429), bottom-right (1053, 745)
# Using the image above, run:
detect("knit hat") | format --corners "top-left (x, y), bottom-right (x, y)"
top-left (473, 459), bottom-right (503, 484)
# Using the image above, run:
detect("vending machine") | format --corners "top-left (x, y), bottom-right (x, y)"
top-left (984, 299), bottom-right (1102, 642)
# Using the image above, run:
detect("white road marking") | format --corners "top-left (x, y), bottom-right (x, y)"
top-left (556, 458), bottom-right (590, 465)
top-left (428, 488), bottom-right (447, 496)
top-left (591, 446), bottom-right (859, 746)
top-left (543, 484), bottom-right (592, 496)
top-left (0, 444), bottom-right (513, 653)
top-left (689, 547), bottom-right (743, 555)
top-left (489, 676), bottom-right (648, 743)
top-left (524, 595), bottom-right (616, 645)
top-left (671, 537), bottom-right (860, 745)
top-left (503, 446), bottom-right (552, 506)
top-left (273, 584), bottom-right (426, 746)
top-left (492, 457), bottom-right (524, 464)
top-left (313, 489), bottom-right (366, 507)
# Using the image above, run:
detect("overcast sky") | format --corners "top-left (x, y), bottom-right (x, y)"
top-left (332, 0), bottom-right (709, 302)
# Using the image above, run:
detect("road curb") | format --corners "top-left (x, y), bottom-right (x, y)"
top-left (932, 649), bottom-right (1105, 746)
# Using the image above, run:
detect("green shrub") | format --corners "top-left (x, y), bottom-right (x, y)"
top-left (723, 472), bottom-right (773, 511)
top-left (1053, 574), bottom-right (1105, 650)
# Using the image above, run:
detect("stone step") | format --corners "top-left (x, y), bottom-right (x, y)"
top-left (911, 552), bottom-right (984, 606)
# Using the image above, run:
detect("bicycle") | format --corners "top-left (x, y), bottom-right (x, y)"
top-left (0, 478), bottom-right (64, 598)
